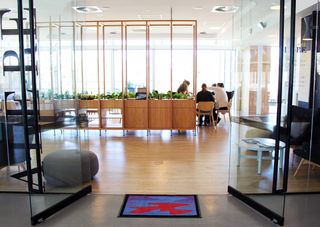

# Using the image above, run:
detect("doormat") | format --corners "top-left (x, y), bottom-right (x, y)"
top-left (119, 195), bottom-right (201, 218)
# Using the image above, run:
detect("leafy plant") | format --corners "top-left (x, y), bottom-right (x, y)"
top-left (160, 91), bottom-right (172, 99)
top-left (149, 90), bottom-right (159, 99)
top-left (172, 92), bottom-right (191, 99)
top-left (76, 93), bottom-right (97, 100)
top-left (100, 92), bottom-right (123, 99)
top-left (64, 91), bottom-right (71, 99)
top-left (128, 92), bottom-right (136, 98)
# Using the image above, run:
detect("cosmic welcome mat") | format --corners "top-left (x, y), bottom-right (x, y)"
top-left (119, 195), bottom-right (201, 218)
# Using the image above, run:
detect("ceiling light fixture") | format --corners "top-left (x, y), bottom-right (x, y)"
top-left (270, 5), bottom-right (287, 10)
top-left (211, 6), bottom-right (239, 13)
top-left (209, 26), bottom-right (220, 30)
top-left (72, 6), bottom-right (102, 13)
top-left (192, 7), bottom-right (203, 10)
top-left (270, 5), bottom-right (280, 10)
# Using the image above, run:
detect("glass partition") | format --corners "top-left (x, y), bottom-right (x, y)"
top-left (172, 24), bottom-right (194, 94)
top-left (228, 0), bottom-right (289, 224)
top-left (125, 22), bottom-right (147, 96)
top-left (82, 24), bottom-right (99, 95)
top-left (149, 23), bottom-right (171, 94)
top-left (103, 24), bottom-right (122, 94)
top-left (33, 0), bottom-right (92, 224)
top-left (0, 0), bottom-right (29, 193)
top-left (286, 0), bottom-right (320, 193)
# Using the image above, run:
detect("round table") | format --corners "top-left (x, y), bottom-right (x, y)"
top-left (237, 138), bottom-right (286, 175)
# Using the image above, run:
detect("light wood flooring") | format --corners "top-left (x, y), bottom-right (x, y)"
top-left (1, 123), bottom-right (320, 194)
top-left (43, 126), bottom-right (231, 194)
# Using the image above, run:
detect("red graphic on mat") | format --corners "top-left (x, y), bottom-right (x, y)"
top-left (130, 202), bottom-right (192, 215)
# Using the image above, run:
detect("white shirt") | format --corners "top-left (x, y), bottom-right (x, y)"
top-left (210, 87), bottom-right (228, 108)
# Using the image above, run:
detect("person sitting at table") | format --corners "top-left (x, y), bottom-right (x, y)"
top-left (210, 82), bottom-right (228, 124)
top-left (196, 83), bottom-right (217, 126)
top-left (177, 79), bottom-right (190, 94)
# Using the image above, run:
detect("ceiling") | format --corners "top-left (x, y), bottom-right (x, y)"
top-left (1, 0), bottom-right (317, 44)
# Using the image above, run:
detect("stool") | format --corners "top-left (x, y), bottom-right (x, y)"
top-left (43, 149), bottom-right (99, 186)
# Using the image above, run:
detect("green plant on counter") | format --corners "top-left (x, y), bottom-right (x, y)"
top-left (54, 93), bottom-right (64, 99)
top-left (40, 89), bottom-right (53, 100)
top-left (53, 91), bottom-right (77, 99)
top-left (76, 93), bottom-right (97, 100)
top-left (160, 91), bottom-right (172, 99)
top-left (148, 90), bottom-right (159, 99)
top-left (180, 93), bottom-right (192, 99)
top-left (158, 91), bottom-right (192, 99)
top-left (173, 93), bottom-right (182, 99)
top-left (128, 92), bottom-right (136, 98)
top-left (100, 92), bottom-right (123, 99)
top-left (64, 91), bottom-right (71, 99)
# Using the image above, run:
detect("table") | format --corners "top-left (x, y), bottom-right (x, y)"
top-left (237, 138), bottom-right (286, 174)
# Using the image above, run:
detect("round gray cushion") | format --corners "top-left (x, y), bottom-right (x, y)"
top-left (43, 150), bottom-right (99, 187)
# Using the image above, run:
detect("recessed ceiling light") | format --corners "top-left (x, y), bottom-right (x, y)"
top-left (72, 6), bottom-right (102, 13)
top-left (211, 6), bottom-right (239, 13)
top-left (192, 7), bottom-right (203, 10)
top-left (86, 26), bottom-right (97, 30)
top-left (209, 26), bottom-right (220, 30)
top-left (270, 5), bottom-right (287, 10)
top-left (270, 5), bottom-right (280, 10)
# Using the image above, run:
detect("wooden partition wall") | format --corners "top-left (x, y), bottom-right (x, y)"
top-left (54, 99), bottom-right (196, 131)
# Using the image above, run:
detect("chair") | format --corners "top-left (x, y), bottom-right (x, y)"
top-left (226, 91), bottom-right (235, 102)
top-left (216, 101), bottom-right (232, 123)
top-left (196, 101), bottom-right (215, 127)
top-left (291, 107), bottom-right (319, 176)
top-left (293, 142), bottom-right (320, 176)
top-left (216, 91), bottom-right (234, 124)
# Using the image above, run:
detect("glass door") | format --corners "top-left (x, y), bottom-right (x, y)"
top-left (229, 0), bottom-right (320, 225)
top-left (228, 0), bottom-right (292, 225)
top-left (28, 0), bottom-right (92, 224)
top-left (285, 0), bottom-right (320, 194)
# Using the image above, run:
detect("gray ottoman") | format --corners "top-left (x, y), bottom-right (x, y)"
top-left (43, 149), bottom-right (99, 187)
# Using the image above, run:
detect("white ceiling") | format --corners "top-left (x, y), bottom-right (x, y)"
top-left (1, 0), bottom-right (317, 43)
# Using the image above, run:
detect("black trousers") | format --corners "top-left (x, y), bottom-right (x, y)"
top-left (199, 110), bottom-right (219, 125)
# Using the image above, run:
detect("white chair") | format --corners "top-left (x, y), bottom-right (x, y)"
top-left (216, 101), bottom-right (232, 123)
top-left (216, 90), bottom-right (234, 124)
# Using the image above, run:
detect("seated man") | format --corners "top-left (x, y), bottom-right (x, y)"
top-left (196, 83), bottom-right (217, 126)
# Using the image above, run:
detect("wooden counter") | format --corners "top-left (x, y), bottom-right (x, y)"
top-left (148, 100), bottom-right (172, 129)
top-left (100, 99), bottom-right (124, 129)
top-left (124, 100), bottom-right (148, 129)
top-left (49, 99), bottom-right (196, 131)
top-left (172, 99), bottom-right (196, 130)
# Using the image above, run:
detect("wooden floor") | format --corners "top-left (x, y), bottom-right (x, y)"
top-left (1, 122), bottom-right (320, 194)
top-left (41, 126), bottom-right (231, 194)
